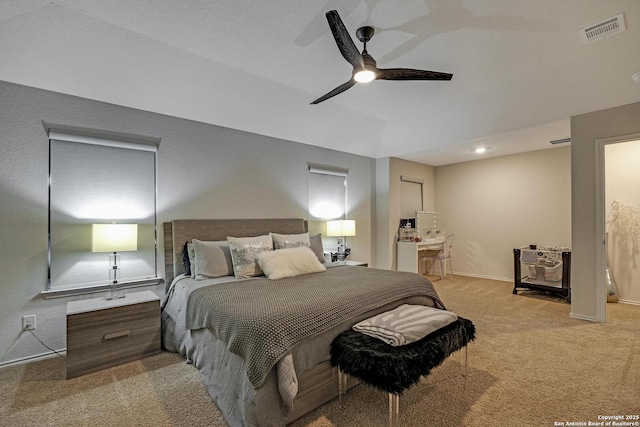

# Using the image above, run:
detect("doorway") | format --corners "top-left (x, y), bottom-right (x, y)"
top-left (596, 134), bottom-right (640, 320)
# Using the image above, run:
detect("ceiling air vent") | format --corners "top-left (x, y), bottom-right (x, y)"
top-left (550, 138), bottom-right (571, 145)
top-left (580, 13), bottom-right (625, 43)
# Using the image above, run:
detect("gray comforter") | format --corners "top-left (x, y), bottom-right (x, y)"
top-left (185, 266), bottom-right (444, 389)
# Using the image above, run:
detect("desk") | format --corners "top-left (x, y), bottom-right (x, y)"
top-left (397, 239), bottom-right (444, 274)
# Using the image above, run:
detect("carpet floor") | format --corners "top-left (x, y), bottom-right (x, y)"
top-left (1, 275), bottom-right (639, 426)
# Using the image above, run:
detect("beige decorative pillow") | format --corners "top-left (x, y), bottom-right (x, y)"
top-left (309, 233), bottom-right (325, 263)
top-left (227, 235), bottom-right (273, 279)
top-left (192, 239), bottom-right (234, 279)
top-left (257, 246), bottom-right (326, 280)
top-left (271, 232), bottom-right (310, 249)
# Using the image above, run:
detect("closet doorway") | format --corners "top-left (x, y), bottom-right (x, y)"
top-left (596, 134), bottom-right (640, 320)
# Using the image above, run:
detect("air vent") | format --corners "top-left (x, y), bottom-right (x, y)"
top-left (550, 138), bottom-right (571, 145)
top-left (580, 13), bottom-right (625, 43)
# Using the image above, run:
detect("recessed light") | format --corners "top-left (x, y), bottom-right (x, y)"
top-left (475, 147), bottom-right (486, 154)
top-left (633, 72), bottom-right (640, 83)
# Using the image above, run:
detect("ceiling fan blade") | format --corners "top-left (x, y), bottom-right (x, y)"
top-left (377, 68), bottom-right (453, 81)
top-left (325, 10), bottom-right (364, 70)
top-left (310, 80), bottom-right (357, 104)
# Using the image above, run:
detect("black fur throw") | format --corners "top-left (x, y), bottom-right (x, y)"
top-left (330, 317), bottom-right (476, 395)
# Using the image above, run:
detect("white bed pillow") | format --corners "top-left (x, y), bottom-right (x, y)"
top-left (192, 239), bottom-right (234, 279)
top-left (352, 304), bottom-right (458, 346)
top-left (257, 246), bottom-right (326, 280)
top-left (270, 232), bottom-right (310, 249)
top-left (227, 235), bottom-right (273, 279)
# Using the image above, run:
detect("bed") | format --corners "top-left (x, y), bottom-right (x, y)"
top-left (161, 219), bottom-right (445, 426)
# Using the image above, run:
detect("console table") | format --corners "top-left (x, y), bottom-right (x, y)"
top-left (397, 239), bottom-right (445, 274)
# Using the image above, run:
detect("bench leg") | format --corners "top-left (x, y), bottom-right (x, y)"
top-left (461, 345), bottom-right (468, 377)
top-left (337, 368), bottom-right (348, 406)
top-left (388, 393), bottom-right (400, 426)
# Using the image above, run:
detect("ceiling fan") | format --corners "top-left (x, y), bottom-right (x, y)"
top-left (311, 10), bottom-right (453, 105)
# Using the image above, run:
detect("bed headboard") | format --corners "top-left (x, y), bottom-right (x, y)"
top-left (163, 218), bottom-right (308, 287)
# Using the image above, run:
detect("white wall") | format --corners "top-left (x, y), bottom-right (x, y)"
top-left (605, 139), bottom-right (640, 304)
top-left (0, 80), bottom-right (374, 365)
top-left (571, 101), bottom-right (640, 321)
top-left (375, 158), bottom-right (435, 270)
top-left (435, 147), bottom-right (571, 280)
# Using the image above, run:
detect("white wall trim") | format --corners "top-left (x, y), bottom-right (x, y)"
top-left (455, 273), bottom-right (512, 282)
top-left (569, 312), bottom-right (598, 322)
top-left (0, 349), bottom-right (66, 369)
top-left (617, 299), bottom-right (640, 306)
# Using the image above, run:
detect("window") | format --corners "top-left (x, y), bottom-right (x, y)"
top-left (308, 163), bottom-right (348, 221)
top-left (308, 163), bottom-right (349, 254)
top-left (46, 129), bottom-right (159, 297)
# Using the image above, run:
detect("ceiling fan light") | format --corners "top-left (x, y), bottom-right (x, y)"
top-left (354, 70), bottom-right (375, 83)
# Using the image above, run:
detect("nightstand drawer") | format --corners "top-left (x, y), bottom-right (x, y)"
top-left (66, 296), bottom-right (160, 379)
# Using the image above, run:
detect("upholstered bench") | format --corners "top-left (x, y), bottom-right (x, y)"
top-left (330, 316), bottom-right (476, 426)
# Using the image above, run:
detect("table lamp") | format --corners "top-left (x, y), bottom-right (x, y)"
top-left (92, 223), bottom-right (138, 299)
top-left (326, 220), bottom-right (356, 262)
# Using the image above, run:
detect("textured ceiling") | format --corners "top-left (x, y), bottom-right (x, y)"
top-left (1, 0), bottom-right (639, 165)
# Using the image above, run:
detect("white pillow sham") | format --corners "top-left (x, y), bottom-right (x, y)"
top-left (227, 234), bottom-right (273, 279)
top-left (192, 239), bottom-right (234, 279)
top-left (271, 232), bottom-right (310, 249)
top-left (257, 246), bottom-right (326, 280)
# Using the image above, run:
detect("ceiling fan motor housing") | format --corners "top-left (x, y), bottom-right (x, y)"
top-left (356, 26), bottom-right (375, 43)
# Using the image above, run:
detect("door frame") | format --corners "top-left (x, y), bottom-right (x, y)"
top-left (595, 132), bottom-right (640, 322)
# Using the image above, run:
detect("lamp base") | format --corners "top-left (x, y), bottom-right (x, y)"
top-left (105, 284), bottom-right (125, 300)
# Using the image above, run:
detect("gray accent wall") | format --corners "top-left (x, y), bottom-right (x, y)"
top-left (0, 80), bottom-right (374, 365)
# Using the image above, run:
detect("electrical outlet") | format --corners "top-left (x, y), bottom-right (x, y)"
top-left (22, 314), bottom-right (36, 331)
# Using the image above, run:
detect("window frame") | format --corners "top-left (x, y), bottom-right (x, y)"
top-left (43, 128), bottom-right (161, 298)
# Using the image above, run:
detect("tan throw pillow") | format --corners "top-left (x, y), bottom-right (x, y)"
top-left (227, 235), bottom-right (273, 279)
top-left (192, 240), bottom-right (234, 279)
top-left (309, 233), bottom-right (325, 263)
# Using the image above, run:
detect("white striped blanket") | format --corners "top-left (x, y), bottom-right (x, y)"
top-left (352, 304), bottom-right (458, 346)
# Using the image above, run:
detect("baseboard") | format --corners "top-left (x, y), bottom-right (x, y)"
top-left (569, 312), bottom-right (598, 322)
top-left (617, 299), bottom-right (640, 306)
top-left (454, 272), bottom-right (512, 282)
top-left (0, 349), bottom-right (66, 369)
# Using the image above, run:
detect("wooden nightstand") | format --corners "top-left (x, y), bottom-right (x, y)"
top-left (66, 290), bottom-right (161, 379)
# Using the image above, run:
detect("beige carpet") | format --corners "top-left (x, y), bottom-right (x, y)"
top-left (1, 276), bottom-right (639, 426)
